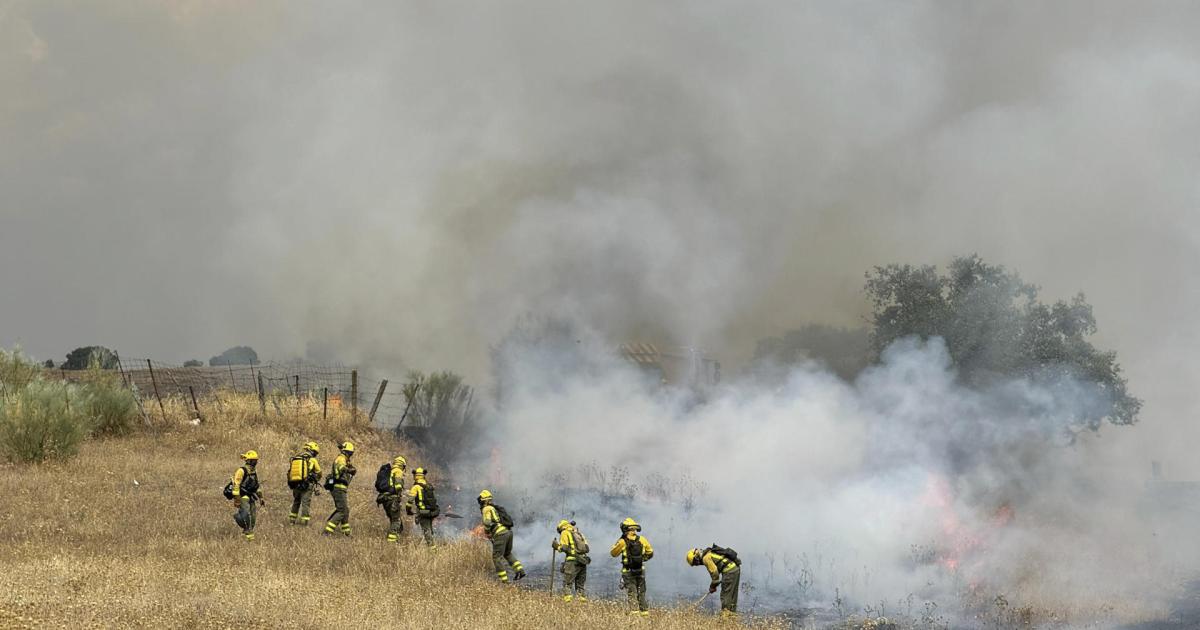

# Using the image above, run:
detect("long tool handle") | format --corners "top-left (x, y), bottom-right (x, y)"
top-left (692, 591), bottom-right (711, 610)
top-left (549, 548), bottom-right (557, 595)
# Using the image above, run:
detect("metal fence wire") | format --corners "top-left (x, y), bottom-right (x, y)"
top-left (53, 356), bottom-right (413, 428)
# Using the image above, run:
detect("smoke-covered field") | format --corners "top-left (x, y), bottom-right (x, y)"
top-left (5, 2), bottom-right (1200, 628)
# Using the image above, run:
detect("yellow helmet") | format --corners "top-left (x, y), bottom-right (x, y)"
top-left (478, 489), bottom-right (493, 501)
top-left (686, 548), bottom-right (702, 566)
top-left (557, 519), bottom-right (571, 532)
top-left (304, 441), bottom-right (320, 455)
top-left (393, 455), bottom-right (407, 468)
top-left (340, 441), bottom-right (355, 453)
top-left (620, 517), bottom-right (641, 532)
top-left (413, 467), bottom-right (427, 477)
top-left (241, 450), bottom-right (259, 461)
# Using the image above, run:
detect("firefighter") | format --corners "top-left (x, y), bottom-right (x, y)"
top-left (407, 467), bottom-right (437, 546)
top-left (323, 441), bottom-right (356, 536)
top-left (287, 441), bottom-right (321, 526)
top-left (230, 450), bottom-right (262, 541)
top-left (687, 546), bottom-right (742, 616)
top-left (382, 455), bottom-right (407, 542)
top-left (610, 517), bottom-right (654, 615)
top-left (552, 519), bottom-right (589, 601)
top-left (477, 490), bottom-right (525, 583)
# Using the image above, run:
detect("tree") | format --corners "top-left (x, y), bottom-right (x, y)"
top-left (397, 370), bottom-right (478, 466)
top-left (63, 346), bottom-right (119, 370)
top-left (183, 359), bottom-right (203, 368)
top-left (208, 346), bottom-right (258, 367)
top-left (752, 324), bottom-right (870, 382)
top-left (864, 255), bottom-right (1140, 427)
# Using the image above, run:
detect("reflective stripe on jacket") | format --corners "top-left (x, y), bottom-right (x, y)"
top-left (332, 454), bottom-right (353, 488)
top-left (388, 466), bottom-right (405, 493)
top-left (702, 551), bottom-right (738, 584)
top-left (408, 480), bottom-right (430, 510)
top-left (610, 535), bottom-right (653, 572)
top-left (481, 504), bottom-right (507, 536)
top-left (558, 528), bottom-right (585, 561)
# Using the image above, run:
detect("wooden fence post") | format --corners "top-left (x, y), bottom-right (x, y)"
top-left (368, 379), bottom-right (388, 424)
top-left (257, 373), bottom-right (266, 416)
top-left (294, 375), bottom-right (301, 401)
top-left (115, 351), bottom-right (128, 387)
top-left (351, 370), bottom-right (358, 422)
top-left (227, 361), bottom-right (236, 389)
top-left (147, 359), bottom-right (166, 422)
top-left (188, 386), bottom-right (201, 421)
top-left (323, 387), bottom-right (328, 419)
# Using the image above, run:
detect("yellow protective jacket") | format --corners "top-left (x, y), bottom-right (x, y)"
top-left (610, 534), bottom-right (653, 573)
top-left (556, 527), bottom-right (583, 561)
top-left (481, 504), bottom-right (508, 537)
top-left (408, 479), bottom-right (432, 512)
top-left (701, 550), bottom-right (739, 587)
top-left (230, 466), bottom-right (260, 500)
top-left (331, 454), bottom-right (354, 488)
top-left (388, 465), bottom-right (406, 494)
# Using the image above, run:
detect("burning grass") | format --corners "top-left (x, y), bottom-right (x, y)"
top-left (0, 392), bottom-right (783, 629)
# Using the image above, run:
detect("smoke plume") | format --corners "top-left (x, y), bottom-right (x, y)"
top-left (4, 1), bottom-right (1200, 623)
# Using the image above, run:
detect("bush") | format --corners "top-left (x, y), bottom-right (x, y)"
top-left (0, 348), bottom-right (42, 395)
top-left (0, 379), bottom-right (92, 463)
top-left (80, 370), bottom-right (138, 436)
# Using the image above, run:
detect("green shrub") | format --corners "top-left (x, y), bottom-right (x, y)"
top-left (0, 379), bottom-right (92, 463)
top-left (80, 371), bottom-right (138, 436)
top-left (0, 347), bottom-right (42, 396)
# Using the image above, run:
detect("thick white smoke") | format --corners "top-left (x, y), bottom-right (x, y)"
top-left (475, 330), bottom-right (1181, 623)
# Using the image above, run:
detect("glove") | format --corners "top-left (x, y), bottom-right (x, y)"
top-left (551, 541), bottom-right (560, 551)
top-left (709, 584), bottom-right (718, 594)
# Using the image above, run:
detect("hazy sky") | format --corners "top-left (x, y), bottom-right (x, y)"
top-left (3, 2), bottom-right (1199, 470)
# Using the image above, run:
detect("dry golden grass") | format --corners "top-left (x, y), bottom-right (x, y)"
top-left (0, 393), bottom-right (783, 629)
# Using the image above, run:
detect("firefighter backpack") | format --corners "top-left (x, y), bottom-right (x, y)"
top-left (374, 463), bottom-right (393, 493)
top-left (494, 505), bottom-right (515, 528)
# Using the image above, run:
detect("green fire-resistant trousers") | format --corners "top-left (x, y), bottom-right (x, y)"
top-left (720, 566), bottom-right (740, 613)
top-left (234, 495), bottom-right (257, 537)
top-left (415, 514), bottom-right (435, 545)
top-left (622, 571), bottom-right (648, 612)
top-left (490, 529), bottom-right (524, 582)
top-left (382, 495), bottom-right (405, 541)
top-left (289, 485), bottom-right (314, 524)
top-left (325, 487), bottom-right (351, 534)
top-left (561, 558), bottom-right (587, 598)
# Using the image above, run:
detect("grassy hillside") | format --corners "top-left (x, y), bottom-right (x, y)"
top-left (0, 393), bottom-right (778, 629)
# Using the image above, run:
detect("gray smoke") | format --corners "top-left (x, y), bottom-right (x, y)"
top-left (3, 2), bottom-right (1200, 622)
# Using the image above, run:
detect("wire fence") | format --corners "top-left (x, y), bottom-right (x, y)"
top-left (56, 357), bottom-right (415, 428)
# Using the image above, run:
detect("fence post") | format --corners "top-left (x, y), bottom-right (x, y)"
top-left (257, 373), bottom-right (266, 416)
top-left (351, 370), bottom-right (358, 422)
top-left (227, 361), bottom-right (236, 389)
top-left (115, 351), bottom-right (128, 387)
top-left (147, 359), bottom-right (166, 422)
top-left (368, 379), bottom-right (388, 424)
top-left (188, 386), bottom-right (201, 421)
top-left (323, 387), bottom-right (328, 420)
top-left (294, 375), bottom-right (301, 401)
